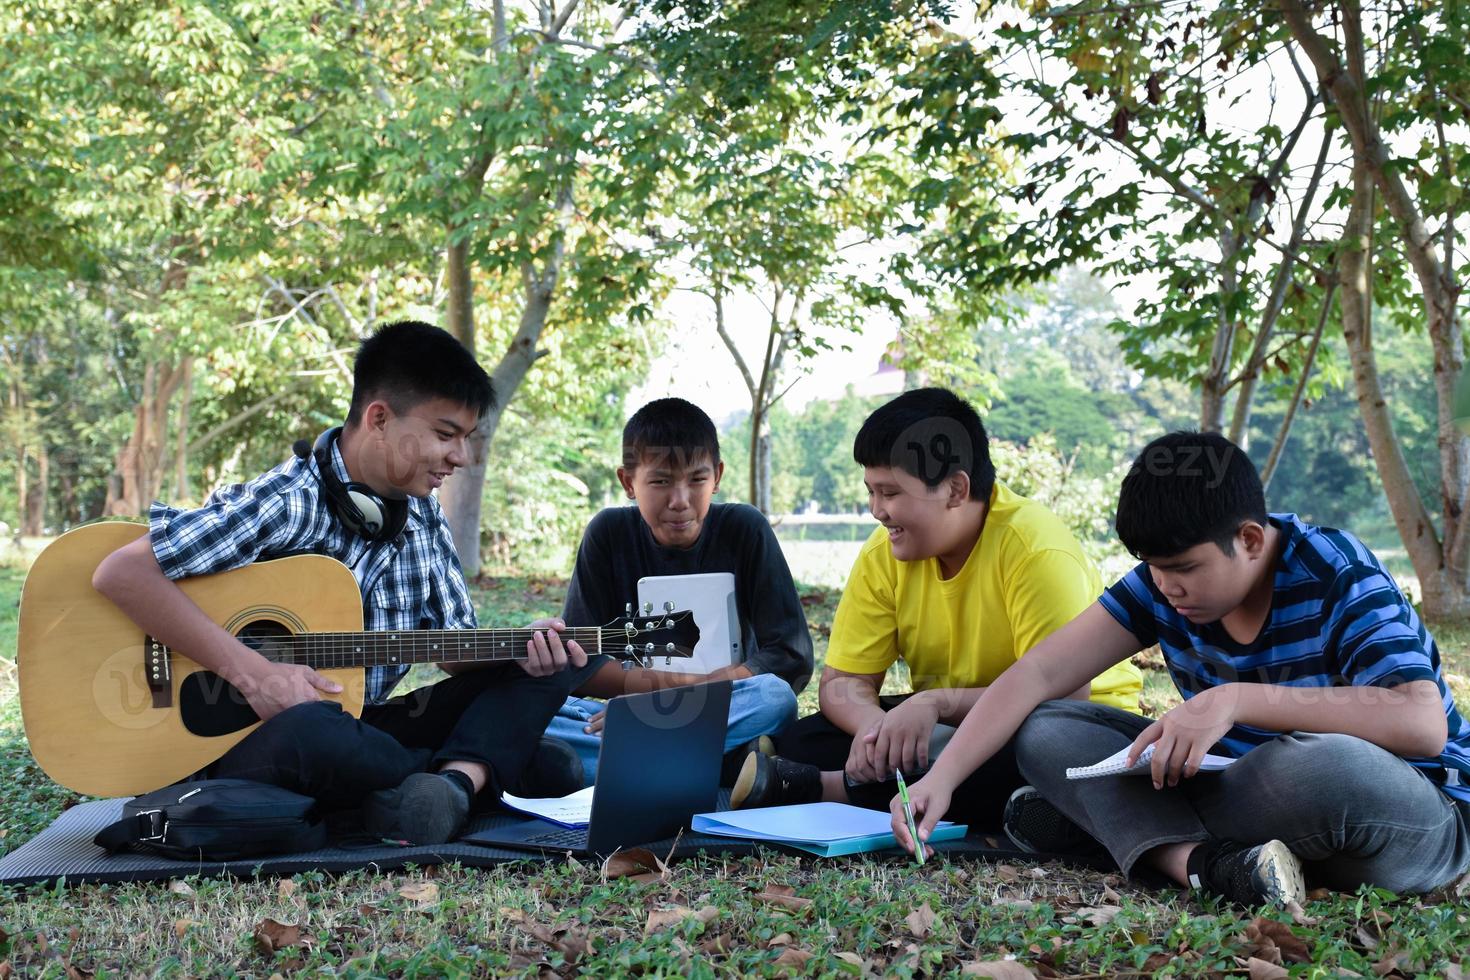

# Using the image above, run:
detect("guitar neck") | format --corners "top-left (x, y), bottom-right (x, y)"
top-left (274, 627), bottom-right (610, 671)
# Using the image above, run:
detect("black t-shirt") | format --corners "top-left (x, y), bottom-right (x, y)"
top-left (561, 503), bottom-right (814, 692)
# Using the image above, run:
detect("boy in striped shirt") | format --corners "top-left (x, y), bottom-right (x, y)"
top-left (893, 431), bottom-right (1470, 906)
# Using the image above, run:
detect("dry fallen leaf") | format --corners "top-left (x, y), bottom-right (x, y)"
top-left (167, 880), bottom-right (194, 897)
top-left (962, 960), bottom-right (1036, 978)
top-left (1075, 905), bottom-right (1122, 927)
top-left (1248, 918), bottom-right (1312, 964)
top-left (906, 902), bottom-right (936, 938)
top-left (252, 919), bottom-right (309, 954)
top-left (754, 884), bottom-right (814, 911)
top-left (1140, 952), bottom-right (1173, 973)
top-left (1372, 949), bottom-right (1412, 977)
top-left (277, 879), bottom-right (298, 901)
top-left (1443, 963), bottom-right (1465, 980)
top-left (603, 847), bottom-right (667, 881)
top-left (1247, 957), bottom-right (1289, 980)
top-left (697, 933), bottom-right (731, 956)
top-left (767, 932), bottom-right (795, 948)
top-left (773, 947), bottom-right (815, 971)
top-left (397, 881), bottom-right (439, 905)
top-left (173, 919), bottom-right (198, 939)
top-left (512, 918), bottom-right (593, 962)
top-left (834, 951), bottom-right (867, 972)
top-left (1285, 900), bottom-right (1318, 926)
top-left (644, 905), bottom-right (718, 934)
top-left (505, 951), bottom-right (553, 977)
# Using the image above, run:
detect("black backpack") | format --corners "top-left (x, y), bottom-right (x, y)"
top-left (94, 779), bottom-right (327, 861)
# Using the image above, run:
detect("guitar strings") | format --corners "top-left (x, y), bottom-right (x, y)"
top-left (238, 626), bottom-right (690, 668)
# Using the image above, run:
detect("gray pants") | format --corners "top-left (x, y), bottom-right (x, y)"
top-left (1014, 699), bottom-right (1470, 894)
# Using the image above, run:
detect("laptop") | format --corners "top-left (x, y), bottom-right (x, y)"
top-left (465, 679), bottom-right (732, 855)
top-left (637, 572), bottom-right (741, 674)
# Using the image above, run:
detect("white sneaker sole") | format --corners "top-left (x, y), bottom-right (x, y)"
top-left (1255, 839), bottom-right (1307, 907)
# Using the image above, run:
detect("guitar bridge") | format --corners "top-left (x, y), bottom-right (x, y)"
top-left (144, 636), bottom-right (172, 708)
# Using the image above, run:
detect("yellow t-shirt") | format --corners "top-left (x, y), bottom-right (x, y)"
top-left (826, 481), bottom-right (1141, 710)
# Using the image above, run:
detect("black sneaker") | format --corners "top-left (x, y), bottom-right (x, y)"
top-left (719, 735), bottom-right (776, 786)
top-left (363, 771), bottom-right (471, 845)
top-left (1002, 785), bottom-right (1101, 855)
top-left (507, 737), bottom-right (585, 798)
top-left (730, 752), bottom-right (822, 810)
top-left (1187, 838), bottom-right (1306, 907)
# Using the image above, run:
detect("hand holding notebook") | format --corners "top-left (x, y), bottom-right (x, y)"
top-left (1066, 743), bottom-right (1236, 780)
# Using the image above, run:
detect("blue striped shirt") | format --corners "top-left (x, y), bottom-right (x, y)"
top-left (149, 441), bottom-right (477, 704)
top-left (1100, 513), bottom-right (1470, 802)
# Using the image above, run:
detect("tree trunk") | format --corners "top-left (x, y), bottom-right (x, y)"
top-left (1199, 227), bottom-right (1240, 433)
top-left (1281, 0), bottom-right (1469, 615)
top-left (23, 446), bottom-right (47, 535)
top-left (1228, 131), bottom-right (1333, 446)
top-left (104, 356), bottom-right (191, 516)
top-left (438, 183), bottom-right (572, 577)
top-left (438, 234), bottom-right (486, 574)
top-left (172, 357), bottom-right (193, 502)
top-left (1261, 280), bottom-right (1334, 491)
top-left (1339, 162), bottom-right (1466, 617)
top-left (756, 431), bottom-right (773, 514)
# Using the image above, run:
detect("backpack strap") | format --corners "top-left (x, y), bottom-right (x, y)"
top-left (94, 807), bottom-right (169, 853)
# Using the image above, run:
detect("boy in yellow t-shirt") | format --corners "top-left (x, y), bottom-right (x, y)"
top-left (730, 388), bottom-right (1141, 832)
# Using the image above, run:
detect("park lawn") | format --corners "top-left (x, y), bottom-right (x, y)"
top-left (0, 567), bottom-right (1468, 977)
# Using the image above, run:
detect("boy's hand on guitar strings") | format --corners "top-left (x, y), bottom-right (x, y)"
top-left (520, 618), bottom-right (589, 677)
top-left (237, 659), bottom-right (343, 722)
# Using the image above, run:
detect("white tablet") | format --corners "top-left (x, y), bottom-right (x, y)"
top-left (636, 572), bottom-right (741, 674)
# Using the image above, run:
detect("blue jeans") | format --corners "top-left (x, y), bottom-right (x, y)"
top-left (1014, 699), bottom-right (1470, 894)
top-left (544, 673), bottom-right (799, 785)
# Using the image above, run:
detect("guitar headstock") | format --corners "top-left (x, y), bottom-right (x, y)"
top-left (604, 608), bottom-right (700, 665)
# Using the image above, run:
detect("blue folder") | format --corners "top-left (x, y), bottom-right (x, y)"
top-left (692, 802), bottom-right (967, 857)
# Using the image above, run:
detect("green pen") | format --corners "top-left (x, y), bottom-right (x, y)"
top-left (895, 768), bottom-right (925, 866)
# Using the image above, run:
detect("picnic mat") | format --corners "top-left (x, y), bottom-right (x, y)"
top-left (0, 796), bottom-right (1092, 887)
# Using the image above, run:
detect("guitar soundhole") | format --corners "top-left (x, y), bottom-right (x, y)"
top-left (178, 619), bottom-right (293, 738)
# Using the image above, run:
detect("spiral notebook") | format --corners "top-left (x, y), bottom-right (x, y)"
top-left (1065, 743), bottom-right (1237, 780)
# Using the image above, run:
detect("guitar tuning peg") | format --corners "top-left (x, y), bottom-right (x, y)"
top-left (663, 601), bottom-right (675, 612)
top-left (642, 601), bottom-right (654, 615)
top-left (625, 601), bottom-right (633, 616)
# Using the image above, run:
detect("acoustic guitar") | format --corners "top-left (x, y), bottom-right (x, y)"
top-left (17, 522), bottom-right (699, 797)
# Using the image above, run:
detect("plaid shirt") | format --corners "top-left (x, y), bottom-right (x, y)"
top-left (150, 441), bottom-right (477, 704)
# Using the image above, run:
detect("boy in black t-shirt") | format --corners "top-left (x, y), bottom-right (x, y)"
top-left (546, 398), bottom-right (814, 783)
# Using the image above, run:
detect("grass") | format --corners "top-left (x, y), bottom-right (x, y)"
top-left (2, 564), bottom-right (1470, 977)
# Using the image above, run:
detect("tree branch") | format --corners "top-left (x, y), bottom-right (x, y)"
top-left (712, 287), bottom-right (757, 399)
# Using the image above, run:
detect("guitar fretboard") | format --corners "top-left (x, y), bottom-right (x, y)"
top-left (267, 628), bottom-right (612, 670)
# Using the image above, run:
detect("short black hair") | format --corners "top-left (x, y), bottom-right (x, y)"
top-left (853, 387), bottom-right (994, 501)
top-left (347, 320), bottom-right (495, 425)
top-left (622, 397), bottom-right (720, 470)
top-left (1114, 431), bottom-right (1268, 559)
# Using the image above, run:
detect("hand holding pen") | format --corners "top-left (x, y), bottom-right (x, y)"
top-left (891, 769), bottom-right (951, 862)
top-left (895, 769), bottom-right (924, 865)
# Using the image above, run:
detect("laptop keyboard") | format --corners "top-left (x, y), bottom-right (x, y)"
top-left (521, 828), bottom-right (590, 849)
